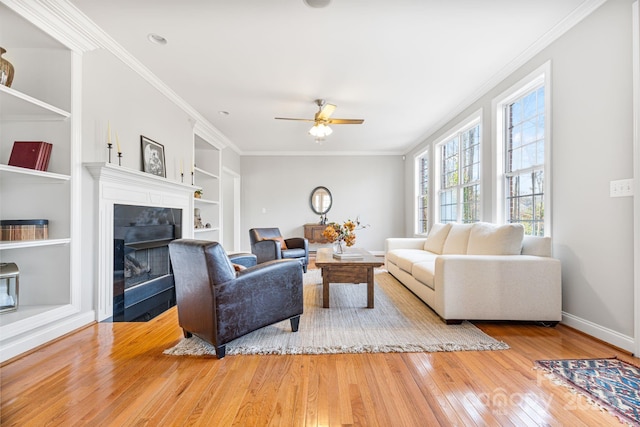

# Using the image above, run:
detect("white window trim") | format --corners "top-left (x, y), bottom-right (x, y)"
top-left (492, 61), bottom-right (552, 234)
top-left (414, 147), bottom-right (430, 235)
top-left (433, 109), bottom-right (483, 224)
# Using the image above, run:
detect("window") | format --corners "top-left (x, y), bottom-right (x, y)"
top-left (494, 62), bottom-right (550, 236)
top-left (495, 63), bottom-right (550, 236)
top-left (415, 150), bottom-right (429, 234)
top-left (436, 118), bottom-right (481, 224)
top-left (505, 86), bottom-right (545, 235)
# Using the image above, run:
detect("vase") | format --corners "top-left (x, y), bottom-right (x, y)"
top-left (333, 240), bottom-right (345, 254)
top-left (0, 47), bottom-right (14, 87)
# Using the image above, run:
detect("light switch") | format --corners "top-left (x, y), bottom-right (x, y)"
top-left (610, 179), bottom-right (634, 197)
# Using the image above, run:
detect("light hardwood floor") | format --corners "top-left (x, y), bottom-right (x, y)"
top-left (1, 271), bottom-right (635, 426)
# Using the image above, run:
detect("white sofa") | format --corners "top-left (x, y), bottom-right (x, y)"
top-left (385, 222), bottom-right (562, 324)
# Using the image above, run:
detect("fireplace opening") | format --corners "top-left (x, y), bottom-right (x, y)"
top-left (113, 205), bottom-right (182, 322)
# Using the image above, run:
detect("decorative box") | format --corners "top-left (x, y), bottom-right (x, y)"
top-left (0, 219), bottom-right (49, 241)
top-left (0, 262), bottom-right (19, 313)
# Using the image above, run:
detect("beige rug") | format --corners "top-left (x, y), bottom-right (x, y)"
top-left (164, 269), bottom-right (509, 356)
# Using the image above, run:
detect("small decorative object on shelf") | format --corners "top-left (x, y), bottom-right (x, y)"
top-left (0, 47), bottom-right (15, 87)
top-left (140, 135), bottom-right (166, 177)
top-left (194, 189), bottom-right (202, 199)
top-left (0, 262), bottom-right (19, 314)
top-left (194, 208), bottom-right (204, 229)
top-left (116, 132), bottom-right (123, 166)
top-left (322, 217), bottom-right (368, 254)
top-left (106, 121), bottom-right (113, 163)
top-left (8, 141), bottom-right (52, 171)
top-left (0, 219), bottom-right (49, 241)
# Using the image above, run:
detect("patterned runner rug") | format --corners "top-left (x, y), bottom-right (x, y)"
top-left (536, 358), bottom-right (640, 426)
top-left (164, 269), bottom-right (508, 356)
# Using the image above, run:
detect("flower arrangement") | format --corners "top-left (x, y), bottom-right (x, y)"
top-left (322, 217), bottom-right (368, 251)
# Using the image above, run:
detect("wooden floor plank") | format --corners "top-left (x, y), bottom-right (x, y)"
top-left (1, 295), bottom-right (635, 426)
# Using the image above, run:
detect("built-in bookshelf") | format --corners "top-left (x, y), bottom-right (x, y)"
top-left (0, 1), bottom-right (95, 362)
top-left (193, 132), bottom-right (221, 241)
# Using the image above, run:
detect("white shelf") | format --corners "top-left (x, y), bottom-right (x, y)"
top-left (0, 85), bottom-right (70, 121)
top-left (194, 227), bottom-right (220, 234)
top-left (0, 164), bottom-right (71, 182)
top-left (194, 167), bottom-right (219, 180)
top-left (0, 304), bottom-right (76, 338)
top-left (194, 197), bottom-right (219, 205)
top-left (0, 238), bottom-right (70, 250)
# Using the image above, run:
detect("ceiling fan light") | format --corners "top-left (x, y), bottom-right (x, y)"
top-left (309, 123), bottom-right (332, 138)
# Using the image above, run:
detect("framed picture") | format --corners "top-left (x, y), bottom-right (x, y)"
top-left (140, 135), bottom-right (166, 177)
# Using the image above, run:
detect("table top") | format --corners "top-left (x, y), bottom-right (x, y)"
top-left (314, 247), bottom-right (384, 267)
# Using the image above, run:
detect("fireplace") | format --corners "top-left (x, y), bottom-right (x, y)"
top-left (113, 204), bottom-right (182, 322)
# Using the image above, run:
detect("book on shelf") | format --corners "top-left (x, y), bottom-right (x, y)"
top-left (8, 141), bottom-right (53, 171)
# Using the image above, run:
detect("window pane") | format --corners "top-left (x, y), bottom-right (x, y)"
top-left (523, 91), bottom-right (536, 119)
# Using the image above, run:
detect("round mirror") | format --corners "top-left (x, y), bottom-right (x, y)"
top-left (310, 186), bottom-right (332, 215)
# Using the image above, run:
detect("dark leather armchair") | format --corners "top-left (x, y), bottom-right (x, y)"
top-left (168, 239), bottom-right (303, 358)
top-left (249, 227), bottom-right (309, 273)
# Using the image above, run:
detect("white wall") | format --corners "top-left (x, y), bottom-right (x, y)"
top-left (406, 0), bottom-right (636, 349)
top-left (241, 155), bottom-right (405, 253)
top-left (80, 48), bottom-right (198, 313)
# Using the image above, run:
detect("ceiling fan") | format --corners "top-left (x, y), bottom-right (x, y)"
top-left (275, 99), bottom-right (364, 141)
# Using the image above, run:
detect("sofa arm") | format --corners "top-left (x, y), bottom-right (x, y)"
top-left (385, 237), bottom-right (428, 251)
top-left (252, 239), bottom-right (282, 263)
top-left (228, 252), bottom-right (257, 268)
top-left (433, 255), bottom-right (562, 322)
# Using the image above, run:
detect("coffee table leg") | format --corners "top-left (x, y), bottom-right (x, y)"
top-left (367, 267), bottom-right (374, 308)
top-left (323, 268), bottom-right (330, 308)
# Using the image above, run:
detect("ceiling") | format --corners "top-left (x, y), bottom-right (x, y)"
top-left (63, 0), bottom-right (595, 155)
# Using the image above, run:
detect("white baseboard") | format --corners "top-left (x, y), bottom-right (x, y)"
top-left (562, 311), bottom-right (635, 354)
top-left (0, 311), bottom-right (96, 363)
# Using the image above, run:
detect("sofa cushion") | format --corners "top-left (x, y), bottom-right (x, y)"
top-left (413, 261), bottom-right (436, 290)
top-left (386, 249), bottom-right (436, 273)
top-left (521, 235), bottom-right (552, 257)
top-left (423, 223), bottom-right (452, 254)
top-left (467, 222), bottom-right (524, 255)
top-left (442, 223), bottom-right (474, 254)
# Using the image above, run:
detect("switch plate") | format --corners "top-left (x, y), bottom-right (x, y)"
top-left (610, 179), bottom-right (634, 197)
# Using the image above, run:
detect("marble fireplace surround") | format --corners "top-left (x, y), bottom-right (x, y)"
top-left (86, 162), bottom-right (195, 321)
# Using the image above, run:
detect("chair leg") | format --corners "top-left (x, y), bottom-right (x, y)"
top-left (290, 315), bottom-right (300, 332)
top-left (215, 345), bottom-right (226, 359)
top-left (183, 329), bottom-right (192, 338)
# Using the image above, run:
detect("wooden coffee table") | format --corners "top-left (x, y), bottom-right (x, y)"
top-left (314, 247), bottom-right (384, 308)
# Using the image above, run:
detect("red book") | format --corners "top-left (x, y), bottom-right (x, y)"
top-left (36, 142), bottom-right (52, 171)
top-left (8, 141), bottom-right (52, 171)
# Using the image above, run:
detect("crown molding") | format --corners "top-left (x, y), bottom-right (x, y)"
top-left (406, 0), bottom-right (608, 155)
top-left (2, 0), bottom-right (241, 155)
top-left (242, 150), bottom-right (405, 157)
top-left (1, 0), bottom-right (100, 52)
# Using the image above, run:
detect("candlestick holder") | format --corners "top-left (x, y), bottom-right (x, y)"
top-left (117, 152), bottom-right (122, 166)
top-left (181, 172), bottom-right (184, 183)
top-left (191, 171), bottom-right (194, 186)
top-left (107, 143), bottom-right (113, 163)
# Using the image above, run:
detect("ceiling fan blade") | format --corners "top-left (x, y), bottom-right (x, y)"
top-left (274, 117), bottom-right (315, 122)
top-left (327, 118), bottom-right (364, 125)
top-left (315, 103), bottom-right (337, 121)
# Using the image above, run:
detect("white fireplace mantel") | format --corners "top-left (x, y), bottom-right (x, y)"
top-left (85, 162), bottom-right (196, 321)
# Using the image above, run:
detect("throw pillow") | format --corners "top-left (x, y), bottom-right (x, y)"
top-left (232, 263), bottom-right (247, 272)
top-left (268, 237), bottom-right (288, 250)
top-left (423, 223), bottom-right (452, 254)
top-left (441, 223), bottom-right (474, 254)
top-left (467, 222), bottom-right (525, 255)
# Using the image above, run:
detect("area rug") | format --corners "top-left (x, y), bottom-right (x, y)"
top-left (164, 269), bottom-right (509, 356)
top-left (535, 358), bottom-right (640, 426)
